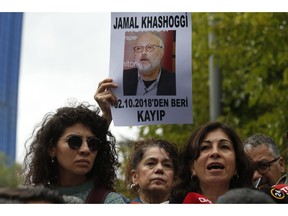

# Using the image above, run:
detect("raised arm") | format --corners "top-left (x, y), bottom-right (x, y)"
top-left (94, 78), bottom-right (118, 126)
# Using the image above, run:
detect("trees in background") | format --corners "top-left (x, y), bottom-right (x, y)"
top-left (136, 12), bottom-right (288, 160)
top-left (0, 153), bottom-right (22, 187)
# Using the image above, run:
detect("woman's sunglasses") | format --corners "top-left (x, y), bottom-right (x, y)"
top-left (63, 135), bottom-right (102, 152)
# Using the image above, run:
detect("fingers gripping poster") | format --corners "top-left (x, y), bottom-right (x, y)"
top-left (109, 12), bottom-right (192, 126)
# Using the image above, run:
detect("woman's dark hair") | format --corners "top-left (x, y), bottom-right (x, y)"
top-left (170, 121), bottom-right (255, 203)
top-left (23, 102), bottom-right (119, 190)
top-left (125, 138), bottom-right (179, 195)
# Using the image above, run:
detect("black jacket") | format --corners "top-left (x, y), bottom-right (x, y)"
top-left (123, 67), bottom-right (176, 95)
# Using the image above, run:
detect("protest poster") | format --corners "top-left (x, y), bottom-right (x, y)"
top-left (109, 12), bottom-right (192, 126)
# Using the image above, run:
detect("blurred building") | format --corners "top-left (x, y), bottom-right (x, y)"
top-left (0, 13), bottom-right (23, 162)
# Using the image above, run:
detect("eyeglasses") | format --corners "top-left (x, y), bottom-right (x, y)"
top-left (254, 157), bottom-right (280, 174)
top-left (133, 44), bottom-right (163, 53)
top-left (62, 135), bottom-right (102, 152)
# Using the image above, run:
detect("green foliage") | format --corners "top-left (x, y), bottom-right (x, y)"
top-left (136, 12), bottom-right (288, 159)
top-left (145, 13), bottom-right (288, 154)
top-left (115, 12), bottom-right (288, 195)
top-left (0, 152), bottom-right (23, 187)
top-left (115, 138), bottom-right (134, 200)
top-left (212, 13), bottom-right (288, 160)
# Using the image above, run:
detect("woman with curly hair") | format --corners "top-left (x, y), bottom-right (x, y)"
top-left (170, 121), bottom-right (255, 203)
top-left (22, 102), bottom-right (126, 203)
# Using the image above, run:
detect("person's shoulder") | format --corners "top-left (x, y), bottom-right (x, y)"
top-left (104, 191), bottom-right (129, 204)
top-left (129, 196), bottom-right (142, 204)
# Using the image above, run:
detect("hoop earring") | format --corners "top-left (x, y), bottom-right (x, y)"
top-left (130, 183), bottom-right (136, 190)
top-left (130, 183), bottom-right (140, 193)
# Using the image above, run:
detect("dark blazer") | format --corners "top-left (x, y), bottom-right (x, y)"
top-left (123, 67), bottom-right (176, 95)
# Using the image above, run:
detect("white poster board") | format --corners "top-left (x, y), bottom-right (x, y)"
top-left (109, 12), bottom-right (192, 126)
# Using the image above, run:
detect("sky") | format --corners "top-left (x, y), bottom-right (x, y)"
top-left (16, 13), bottom-right (139, 163)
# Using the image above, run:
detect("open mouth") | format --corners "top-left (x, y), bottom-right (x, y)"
top-left (207, 163), bottom-right (224, 170)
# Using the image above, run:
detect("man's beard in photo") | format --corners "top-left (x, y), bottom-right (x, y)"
top-left (136, 59), bottom-right (161, 74)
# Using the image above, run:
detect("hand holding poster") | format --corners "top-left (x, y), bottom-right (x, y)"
top-left (109, 12), bottom-right (192, 126)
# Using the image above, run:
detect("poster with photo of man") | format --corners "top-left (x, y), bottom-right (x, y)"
top-left (109, 12), bottom-right (192, 126)
top-left (123, 30), bottom-right (176, 96)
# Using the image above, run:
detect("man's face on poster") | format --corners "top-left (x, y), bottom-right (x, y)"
top-left (133, 32), bottom-right (164, 76)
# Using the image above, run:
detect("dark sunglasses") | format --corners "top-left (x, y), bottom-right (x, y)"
top-left (64, 135), bottom-right (102, 152)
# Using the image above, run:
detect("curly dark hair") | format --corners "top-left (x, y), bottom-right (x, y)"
top-left (170, 121), bottom-right (255, 203)
top-left (125, 138), bottom-right (179, 195)
top-left (22, 102), bottom-right (120, 190)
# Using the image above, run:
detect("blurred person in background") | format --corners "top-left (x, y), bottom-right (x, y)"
top-left (243, 134), bottom-right (287, 189)
top-left (216, 187), bottom-right (275, 204)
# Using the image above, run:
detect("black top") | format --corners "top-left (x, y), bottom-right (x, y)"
top-left (123, 67), bottom-right (176, 96)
